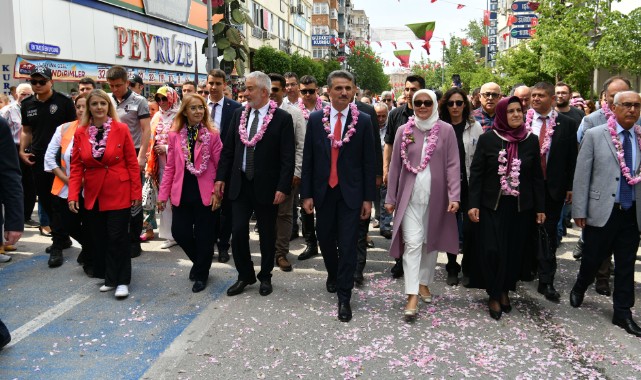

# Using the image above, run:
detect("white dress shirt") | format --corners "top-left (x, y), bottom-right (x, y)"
top-left (207, 97), bottom-right (225, 131)
top-left (330, 106), bottom-right (349, 137)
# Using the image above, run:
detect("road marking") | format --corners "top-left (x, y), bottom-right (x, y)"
top-left (6, 284), bottom-right (92, 348)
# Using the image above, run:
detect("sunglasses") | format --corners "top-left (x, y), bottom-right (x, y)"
top-left (481, 92), bottom-right (500, 99)
top-left (414, 100), bottom-right (433, 108)
top-left (300, 89), bottom-right (317, 95)
top-left (30, 79), bottom-right (48, 86)
top-left (197, 90), bottom-right (209, 95)
top-left (271, 87), bottom-right (281, 93)
top-left (155, 96), bottom-right (168, 102)
top-left (382, 98), bottom-right (393, 102)
top-left (447, 100), bottom-right (464, 107)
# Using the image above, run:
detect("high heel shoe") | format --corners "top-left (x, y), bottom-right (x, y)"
top-left (500, 303), bottom-right (512, 313)
top-left (489, 308), bottom-right (502, 320)
top-left (404, 307), bottom-right (418, 322)
top-left (39, 226), bottom-right (52, 237)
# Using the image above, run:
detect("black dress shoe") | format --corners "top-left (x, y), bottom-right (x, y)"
top-left (390, 260), bottom-right (404, 278)
top-left (366, 240), bottom-right (375, 248)
top-left (192, 280), bottom-right (207, 293)
top-left (298, 244), bottom-right (318, 260)
top-left (381, 230), bottom-right (392, 239)
top-left (569, 288), bottom-right (585, 308)
top-left (227, 279), bottom-right (256, 296)
top-left (595, 280), bottom-right (611, 296)
top-left (326, 278), bottom-right (337, 293)
top-left (612, 316), bottom-right (641, 337)
top-left (446, 272), bottom-right (459, 286)
top-left (259, 280), bottom-right (273, 296)
top-left (48, 250), bottom-right (63, 268)
top-left (538, 283), bottom-right (561, 302)
top-left (45, 238), bottom-right (73, 254)
top-left (218, 249), bottom-right (230, 263)
top-left (338, 302), bottom-right (352, 322)
top-left (24, 219), bottom-right (39, 228)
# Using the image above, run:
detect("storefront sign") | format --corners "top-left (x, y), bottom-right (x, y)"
top-left (13, 57), bottom-right (201, 85)
top-left (513, 14), bottom-right (538, 26)
top-left (114, 26), bottom-right (193, 67)
top-left (27, 42), bottom-right (61, 56)
top-left (510, 27), bottom-right (533, 39)
top-left (312, 35), bottom-right (332, 47)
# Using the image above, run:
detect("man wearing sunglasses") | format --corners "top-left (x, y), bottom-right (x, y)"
top-left (19, 66), bottom-right (76, 267)
top-left (196, 81), bottom-right (209, 98)
top-left (206, 69), bottom-right (242, 263)
top-left (383, 74), bottom-right (425, 279)
top-left (380, 91), bottom-right (394, 111)
top-left (472, 82), bottom-right (502, 130)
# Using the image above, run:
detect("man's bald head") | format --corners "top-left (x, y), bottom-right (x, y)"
top-left (513, 85), bottom-right (531, 111)
top-left (479, 82), bottom-right (502, 115)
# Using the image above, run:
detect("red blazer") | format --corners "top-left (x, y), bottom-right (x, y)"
top-left (68, 121), bottom-right (142, 211)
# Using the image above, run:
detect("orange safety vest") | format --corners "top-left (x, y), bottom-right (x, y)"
top-left (51, 120), bottom-right (79, 196)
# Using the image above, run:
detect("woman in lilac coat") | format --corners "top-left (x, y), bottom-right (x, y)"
top-left (385, 89), bottom-right (461, 322)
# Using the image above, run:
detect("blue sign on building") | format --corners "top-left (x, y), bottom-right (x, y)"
top-left (511, 1), bottom-right (533, 13)
top-left (311, 35), bottom-right (332, 47)
top-left (514, 14), bottom-right (538, 26)
top-left (27, 42), bottom-right (61, 55)
top-left (510, 27), bottom-right (533, 39)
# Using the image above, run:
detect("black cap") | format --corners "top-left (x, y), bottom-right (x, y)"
top-left (129, 75), bottom-right (144, 86)
top-left (31, 66), bottom-right (52, 80)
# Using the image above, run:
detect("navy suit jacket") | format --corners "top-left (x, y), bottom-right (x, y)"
top-left (216, 106), bottom-right (295, 205)
top-left (545, 112), bottom-right (578, 202)
top-left (300, 107), bottom-right (376, 210)
top-left (355, 101), bottom-right (383, 177)
top-left (218, 97), bottom-right (242, 144)
top-left (0, 118), bottom-right (24, 233)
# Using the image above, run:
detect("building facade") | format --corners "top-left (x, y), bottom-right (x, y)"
top-left (348, 9), bottom-right (370, 47)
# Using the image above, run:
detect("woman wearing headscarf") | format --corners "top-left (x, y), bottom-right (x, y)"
top-left (467, 96), bottom-right (546, 320)
top-left (385, 89), bottom-right (461, 322)
top-left (141, 86), bottom-right (180, 248)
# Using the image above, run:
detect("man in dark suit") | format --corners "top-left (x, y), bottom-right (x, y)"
top-left (570, 91), bottom-right (641, 338)
top-left (353, 98), bottom-right (383, 285)
top-left (301, 70), bottom-right (376, 322)
top-left (206, 69), bottom-right (242, 263)
top-left (215, 71), bottom-right (295, 297)
top-left (0, 117), bottom-right (24, 347)
top-left (528, 82), bottom-right (578, 302)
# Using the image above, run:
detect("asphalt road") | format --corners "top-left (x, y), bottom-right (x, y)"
top-left (1, 221), bottom-right (640, 379)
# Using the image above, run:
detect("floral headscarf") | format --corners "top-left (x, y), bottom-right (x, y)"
top-left (155, 86), bottom-right (180, 145)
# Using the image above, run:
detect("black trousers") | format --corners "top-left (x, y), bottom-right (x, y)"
top-left (231, 175), bottom-right (278, 283)
top-left (51, 196), bottom-right (89, 249)
top-left (33, 154), bottom-right (68, 249)
top-left (355, 219), bottom-right (368, 275)
top-left (86, 204), bottom-right (131, 286)
top-left (538, 187), bottom-right (565, 284)
top-left (129, 155), bottom-right (143, 246)
top-left (16, 145), bottom-right (36, 222)
top-left (172, 201), bottom-right (218, 281)
top-left (315, 185), bottom-right (360, 303)
top-left (216, 195), bottom-right (232, 252)
top-left (574, 205), bottom-right (639, 319)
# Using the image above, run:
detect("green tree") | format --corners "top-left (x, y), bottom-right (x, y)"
top-left (346, 45), bottom-right (389, 94)
top-left (205, 0), bottom-right (253, 76)
top-left (251, 46), bottom-right (291, 75)
top-left (495, 42), bottom-right (554, 88)
top-left (593, 7), bottom-right (641, 76)
top-left (290, 53), bottom-right (324, 81)
top-left (318, 59), bottom-right (341, 84)
top-left (410, 59), bottom-right (444, 90)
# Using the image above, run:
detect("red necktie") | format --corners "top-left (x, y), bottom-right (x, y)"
top-left (538, 116), bottom-right (547, 179)
top-left (329, 112), bottom-right (342, 188)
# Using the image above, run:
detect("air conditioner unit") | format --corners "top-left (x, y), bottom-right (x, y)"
top-left (290, 5), bottom-right (296, 13)
top-left (297, 4), bottom-right (304, 14)
top-left (262, 31), bottom-right (269, 39)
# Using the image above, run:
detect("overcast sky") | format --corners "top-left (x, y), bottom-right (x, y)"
top-left (351, 0), bottom-right (485, 72)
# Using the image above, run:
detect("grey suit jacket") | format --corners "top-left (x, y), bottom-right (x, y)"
top-left (578, 108), bottom-right (641, 142)
top-left (280, 102), bottom-right (306, 178)
top-left (573, 124), bottom-right (641, 229)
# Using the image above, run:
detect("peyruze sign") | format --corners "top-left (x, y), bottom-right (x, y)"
top-left (114, 26), bottom-right (193, 67)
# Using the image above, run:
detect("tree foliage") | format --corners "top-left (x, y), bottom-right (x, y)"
top-left (251, 46), bottom-right (291, 75)
top-left (346, 45), bottom-right (389, 94)
top-left (593, 7), bottom-right (641, 76)
top-left (205, 0), bottom-right (253, 76)
top-left (290, 53), bottom-right (324, 82)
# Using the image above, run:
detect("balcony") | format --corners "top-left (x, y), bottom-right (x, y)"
top-left (279, 38), bottom-right (291, 54)
top-left (251, 27), bottom-right (264, 39)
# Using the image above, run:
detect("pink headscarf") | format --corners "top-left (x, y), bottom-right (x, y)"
top-left (492, 96), bottom-right (528, 172)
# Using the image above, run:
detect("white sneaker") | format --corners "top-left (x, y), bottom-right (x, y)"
top-left (99, 285), bottom-right (115, 292)
top-left (0, 254), bottom-right (11, 263)
top-left (115, 285), bottom-right (129, 298)
top-left (160, 239), bottom-right (177, 249)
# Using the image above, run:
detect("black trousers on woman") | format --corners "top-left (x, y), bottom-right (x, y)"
top-left (477, 196), bottom-right (530, 301)
top-left (86, 203), bottom-right (131, 286)
top-left (171, 201), bottom-right (217, 281)
top-left (51, 195), bottom-right (91, 251)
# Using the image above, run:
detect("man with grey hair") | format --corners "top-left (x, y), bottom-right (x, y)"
top-left (215, 71), bottom-right (295, 297)
top-left (301, 70), bottom-right (376, 322)
top-left (196, 81), bottom-right (209, 98)
top-left (1, 83), bottom-right (36, 227)
top-left (570, 90), bottom-right (641, 337)
top-left (373, 102), bottom-right (392, 238)
top-left (380, 91), bottom-right (394, 111)
top-left (472, 82), bottom-right (502, 129)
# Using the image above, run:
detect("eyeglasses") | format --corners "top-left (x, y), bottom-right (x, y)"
top-left (481, 92), bottom-right (500, 99)
top-left (188, 105), bottom-right (205, 111)
top-left (414, 100), bottom-right (433, 108)
top-left (447, 100), bottom-right (464, 107)
top-left (197, 90), bottom-right (209, 95)
top-left (271, 87), bottom-right (281, 93)
top-left (30, 79), bottom-right (48, 86)
top-left (300, 89), bottom-right (317, 95)
top-left (382, 98), bottom-right (392, 102)
top-left (616, 102), bottom-right (641, 110)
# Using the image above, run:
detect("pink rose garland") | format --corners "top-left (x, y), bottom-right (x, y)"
top-left (498, 149), bottom-right (521, 196)
top-left (322, 103), bottom-right (360, 148)
top-left (238, 100), bottom-right (278, 147)
top-left (180, 124), bottom-right (212, 177)
top-left (399, 117), bottom-right (441, 174)
top-left (298, 97), bottom-right (323, 120)
top-left (88, 117), bottom-right (113, 158)
top-left (607, 113), bottom-right (641, 185)
top-left (525, 108), bottom-right (557, 157)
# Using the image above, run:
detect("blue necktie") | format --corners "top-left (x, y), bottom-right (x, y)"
top-left (620, 130), bottom-right (634, 210)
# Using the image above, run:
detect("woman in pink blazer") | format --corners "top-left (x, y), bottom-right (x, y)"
top-left (157, 94), bottom-right (223, 293)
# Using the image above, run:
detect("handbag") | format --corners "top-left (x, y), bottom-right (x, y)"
top-left (141, 176), bottom-right (158, 211)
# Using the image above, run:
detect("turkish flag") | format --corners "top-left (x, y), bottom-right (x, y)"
top-left (528, 2), bottom-right (540, 11)
top-left (461, 38), bottom-right (470, 47)
top-left (483, 11), bottom-right (490, 26)
top-left (457, 4), bottom-right (465, 9)
top-left (481, 36), bottom-right (489, 45)
top-left (507, 15), bottom-right (517, 26)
